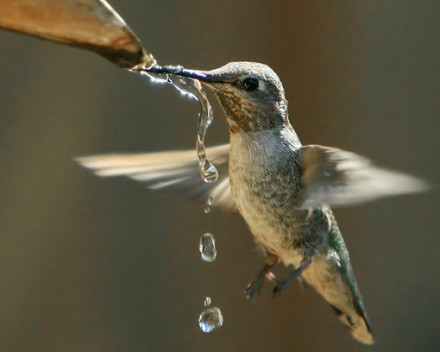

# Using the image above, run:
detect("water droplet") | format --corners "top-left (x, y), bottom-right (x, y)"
top-left (199, 155), bottom-right (218, 183)
top-left (207, 196), bottom-right (214, 206)
top-left (203, 206), bottom-right (211, 214)
top-left (203, 297), bottom-right (212, 307)
top-left (198, 307), bottom-right (223, 333)
top-left (199, 233), bottom-right (217, 262)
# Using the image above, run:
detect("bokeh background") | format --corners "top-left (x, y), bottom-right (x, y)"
top-left (0, 1), bottom-right (439, 351)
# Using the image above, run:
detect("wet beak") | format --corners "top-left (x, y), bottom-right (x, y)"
top-left (144, 65), bottom-right (223, 84)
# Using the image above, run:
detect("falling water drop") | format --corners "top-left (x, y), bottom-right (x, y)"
top-left (199, 233), bottom-right (217, 262)
top-left (204, 196), bottom-right (214, 214)
top-left (203, 297), bottom-right (212, 307)
top-left (199, 306), bottom-right (224, 333)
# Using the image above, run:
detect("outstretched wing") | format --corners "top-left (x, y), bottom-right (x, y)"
top-left (300, 144), bottom-right (430, 208)
top-left (76, 144), bottom-right (236, 212)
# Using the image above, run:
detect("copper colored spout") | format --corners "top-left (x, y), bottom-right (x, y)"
top-left (0, 0), bottom-right (156, 68)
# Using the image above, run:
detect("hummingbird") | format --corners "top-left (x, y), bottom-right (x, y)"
top-left (77, 62), bottom-right (429, 344)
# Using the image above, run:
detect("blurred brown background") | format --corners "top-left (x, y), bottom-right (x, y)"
top-left (0, 1), bottom-right (439, 351)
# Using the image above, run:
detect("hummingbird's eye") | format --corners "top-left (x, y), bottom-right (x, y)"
top-left (242, 77), bottom-right (259, 91)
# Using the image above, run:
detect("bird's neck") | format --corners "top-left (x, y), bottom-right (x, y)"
top-left (223, 100), bottom-right (289, 134)
top-left (229, 123), bottom-right (302, 158)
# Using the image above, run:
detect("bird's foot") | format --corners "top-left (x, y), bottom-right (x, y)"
top-left (244, 272), bottom-right (266, 300)
top-left (272, 258), bottom-right (312, 298)
top-left (245, 254), bottom-right (279, 300)
top-left (245, 271), bottom-right (279, 300)
top-left (273, 279), bottom-right (291, 297)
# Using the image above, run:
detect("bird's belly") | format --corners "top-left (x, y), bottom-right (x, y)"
top-left (228, 130), bottom-right (328, 266)
top-left (231, 177), bottom-right (305, 267)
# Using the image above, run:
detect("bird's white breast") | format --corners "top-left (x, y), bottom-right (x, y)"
top-left (228, 127), bottom-right (304, 266)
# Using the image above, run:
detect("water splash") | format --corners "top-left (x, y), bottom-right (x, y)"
top-left (199, 233), bottom-right (217, 262)
top-left (199, 306), bottom-right (224, 333)
top-left (140, 65), bottom-right (218, 183)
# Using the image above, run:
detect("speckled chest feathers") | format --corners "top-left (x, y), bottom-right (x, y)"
top-left (228, 125), bottom-right (336, 266)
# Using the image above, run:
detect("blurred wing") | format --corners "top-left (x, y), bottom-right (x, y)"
top-left (76, 144), bottom-right (236, 212)
top-left (300, 144), bottom-right (430, 208)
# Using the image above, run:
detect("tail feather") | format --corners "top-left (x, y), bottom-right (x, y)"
top-left (330, 303), bottom-right (374, 345)
top-left (302, 255), bottom-right (374, 345)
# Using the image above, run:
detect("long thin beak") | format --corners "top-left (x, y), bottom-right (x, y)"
top-left (144, 65), bottom-right (223, 83)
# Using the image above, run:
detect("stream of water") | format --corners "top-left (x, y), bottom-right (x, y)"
top-left (138, 65), bottom-right (223, 333)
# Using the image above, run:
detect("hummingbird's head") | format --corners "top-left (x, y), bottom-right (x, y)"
top-left (204, 62), bottom-right (289, 133)
top-left (150, 62), bottom-right (289, 133)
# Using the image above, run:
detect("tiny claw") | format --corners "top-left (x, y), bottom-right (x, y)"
top-left (244, 289), bottom-right (256, 301)
top-left (244, 276), bottom-right (264, 300)
top-left (245, 255), bottom-right (279, 300)
top-left (272, 280), bottom-right (289, 298)
top-left (272, 258), bottom-right (312, 298)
